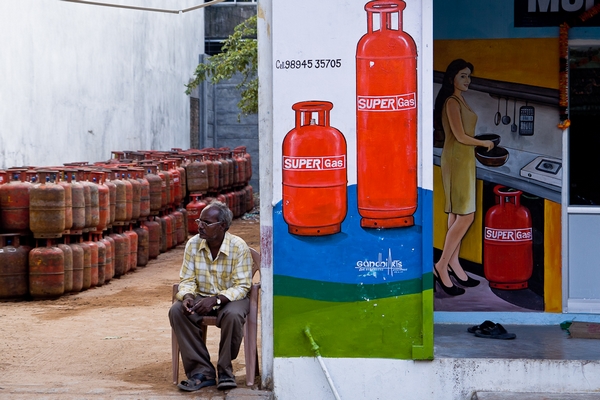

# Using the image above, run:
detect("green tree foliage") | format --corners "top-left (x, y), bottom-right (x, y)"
top-left (185, 15), bottom-right (258, 116)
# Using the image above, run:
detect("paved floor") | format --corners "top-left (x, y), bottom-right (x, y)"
top-left (435, 323), bottom-right (600, 360)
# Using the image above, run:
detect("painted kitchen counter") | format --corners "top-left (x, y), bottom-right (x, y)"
top-left (433, 146), bottom-right (561, 203)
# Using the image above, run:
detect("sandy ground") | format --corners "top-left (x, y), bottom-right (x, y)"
top-left (0, 217), bottom-right (261, 399)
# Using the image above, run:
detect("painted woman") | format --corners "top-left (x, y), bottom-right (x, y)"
top-left (433, 59), bottom-right (494, 296)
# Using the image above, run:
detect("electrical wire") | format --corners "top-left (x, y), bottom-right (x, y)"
top-left (59, 0), bottom-right (227, 14)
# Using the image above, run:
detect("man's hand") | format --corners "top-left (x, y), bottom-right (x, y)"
top-left (182, 296), bottom-right (196, 315)
top-left (188, 296), bottom-right (218, 315)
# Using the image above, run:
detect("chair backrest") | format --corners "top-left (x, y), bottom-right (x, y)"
top-left (249, 247), bottom-right (261, 284)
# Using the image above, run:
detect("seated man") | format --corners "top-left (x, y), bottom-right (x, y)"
top-left (169, 200), bottom-right (252, 392)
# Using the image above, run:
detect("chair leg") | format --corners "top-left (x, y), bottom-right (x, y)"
top-left (172, 327), bottom-right (180, 385)
top-left (244, 319), bottom-right (259, 386)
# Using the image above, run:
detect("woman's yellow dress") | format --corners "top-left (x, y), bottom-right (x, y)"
top-left (441, 95), bottom-right (477, 215)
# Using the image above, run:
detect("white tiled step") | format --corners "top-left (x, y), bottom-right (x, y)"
top-left (473, 392), bottom-right (600, 400)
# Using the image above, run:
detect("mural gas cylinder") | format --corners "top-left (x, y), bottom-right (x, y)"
top-left (356, 0), bottom-right (417, 228)
top-left (282, 101), bottom-right (347, 236)
top-left (484, 185), bottom-right (533, 290)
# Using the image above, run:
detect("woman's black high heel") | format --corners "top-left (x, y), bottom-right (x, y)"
top-left (448, 266), bottom-right (480, 287)
top-left (433, 268), bottom-right (465, 296)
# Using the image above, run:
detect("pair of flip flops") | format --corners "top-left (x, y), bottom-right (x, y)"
top-left (468, 320), bottom-right (516, 340)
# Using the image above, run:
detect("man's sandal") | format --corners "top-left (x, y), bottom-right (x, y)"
top-left (177, 373), bottom-right (216, 392)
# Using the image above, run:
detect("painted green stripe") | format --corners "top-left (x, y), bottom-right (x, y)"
top-left (274, 272), bottom-right (433, 302)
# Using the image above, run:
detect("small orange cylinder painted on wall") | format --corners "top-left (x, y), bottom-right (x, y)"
top-left (282, 101), bottom-right (347, 236)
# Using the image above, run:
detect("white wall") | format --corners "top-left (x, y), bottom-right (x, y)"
top-left (0, 0), bottom-right (204, 168)
top-left (274, 358), bottom-right (600, 400)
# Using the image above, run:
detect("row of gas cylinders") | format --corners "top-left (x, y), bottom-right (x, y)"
top-left (0, 146), bottom-right (253, 239)
top-left (0, 209), bottom-right (189, 300)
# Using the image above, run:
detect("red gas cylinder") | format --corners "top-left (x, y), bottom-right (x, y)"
top-left (78, 237), bottom-right (91, 290)
top-left (126, 169), bottom-right (141, 221)
top-left (29, 170), bottom-right (66, 239)
top-left (134, 225), bottom-right (149, 267)
top-left (83, 234), bottom-right (99, 287)
top-left (120, 170), bottom-right (133, 222)
top-left (66, 169), bottom-right (86, 233)
top-left (82, 169), bottom-right (100, 232)
top-left (134, 168), bottom-right (150, 219)
top-left (0, 169), bottom-right (32, 233)
top-left (167, 159), bottom-right (183, 207)
top-left (158, 215), bottom-right (168, 253)
top-left (57, 242), bottom-right (73, 293)
top-left (111, 169), bottom-right (128, 223)
top-left (123, 228), bottom-right (137, 272)
top-left (56, 170), bottom-right (73, 232)
top-left (29, 239), bottom-right (64, 299)
top-left (91, 171), bottom-right (109, 232)
top-left (172, 209), bottom-right (185, 245)
top-left (101, 235), bottom-right (114, 282)
top-left (282, 101), bottom-right (347, 236)
top-left (245, 184), bottom-right (254, 212)
top-left (356, 0), bottom-right (417, 229)
top-left (484, 185), bottom-right (533, 290)
top-left (186, 155), bottom-right (209, 193)
top-left (68, 240), bottom-right (84, 292)
top-left (109, 232), bottom-right (126, 278)
top-left (103, 169), bottom-right (117, 226)
top-left (0, 234), bottom-right (29, 300)
top-left (142, 217), bottom-right (161, 259)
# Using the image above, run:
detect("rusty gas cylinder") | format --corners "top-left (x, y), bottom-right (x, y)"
top-left (134, 168), bottom-right (150, 219)
top-left (57, 242), bottom-right (73, 293)
top-left (0, 234), bottom-right (29, 300)
top-left (167, 159), bottom-right (183, 207)
top-left (234, 149), bottom-right (247, 186)
top-left (127, 169), bottom-right (141, 221)
top-left (133, 225), bottom-right (149, 267)
top-left (141, 163), bottom-right (162, 216)
top-left (78, 237), bottom-right (91, 290)
top-left (156, 162), bottom-right (171, 210)
top-left (186, 155), bottom-right (209, 193)
top-left (356, 0), bottom-right (418, 228)
top-left (66, 169), bottom-right (86, 233)
top-left (29, 239), bottom-right (64, 299)
top-left (111, 169), bottom-right (128, 223)
top-left (171, 209), bottom-right (185, 245)
top-left (173, 156), bottom-right (187, 202)
top-left (75, 170), bottom-right (92, 231)
top-left (235, 145), bottom-right (252, 183)
top-left (84, 169), bottom-right (100, 231)
top-left (30, 170), bottom-right (66, 239)
top-left (205, 153), bottom-right (218, 192)
top-left (177, 205), bottom-right (188, 241)
top-left (119, 170), bottom-right (133, 222)
top-left (95, 234), bottom-right (106, 286)
top-left (282, 101), bottom-right (348, 236)
top-left (91, 171), bottom-right (109, 232)
top-left (109, 231), bottom-right (127, 278)
top-left (158, 215), bottom-right (168, 253)
top-left (245, 184), bottom-right (254, 212)
top-left (143, 218), bottom-right (161, 259)
top-left (0, 169), bottom-right (32, 232)
top-left (123, 228), bottom-right (138, 273)
top-left (101, 235), bottom-right (114, 283)
top-left (56, 170), bottom-right (73, 232)
top-left (103, 169), bottom-right (117, 226)
top-left (68, 239), bottom-right (84, 292)
top-left (84, 234), bottom-right (98, 287)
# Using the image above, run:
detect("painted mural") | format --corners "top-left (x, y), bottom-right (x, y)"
top-left (273, 0), bottom-right (432, 360)
top-left (432, 2), bottom-right (569, 313)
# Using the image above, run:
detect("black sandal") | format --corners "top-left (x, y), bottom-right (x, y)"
top-left (177, 373), bottom-right (216, 392)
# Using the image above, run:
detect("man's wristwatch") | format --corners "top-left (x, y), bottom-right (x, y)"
top-left (214, 296), bottom-right (222, 308)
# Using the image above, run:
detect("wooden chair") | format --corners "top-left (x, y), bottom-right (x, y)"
top-left (171, 247), bottom-right (261, 387)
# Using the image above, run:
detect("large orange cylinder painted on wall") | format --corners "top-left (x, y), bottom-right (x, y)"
top-left (282, 101), bottom-right (347, 236)
top-left (356, 0), bottom-right (417, 229)
top-left (484, 186), bottom-right (533, 290)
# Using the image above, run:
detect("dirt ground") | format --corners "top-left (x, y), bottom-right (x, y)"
top-left (0, 217), bottom-right (262, 399)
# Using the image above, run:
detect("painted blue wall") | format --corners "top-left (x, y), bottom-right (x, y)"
top-left (433, 0), bottom-right (600, 40)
